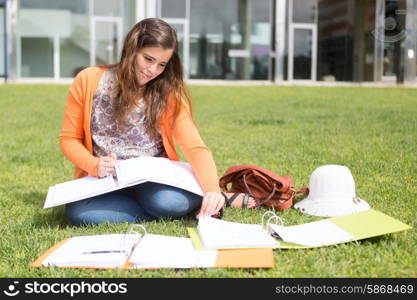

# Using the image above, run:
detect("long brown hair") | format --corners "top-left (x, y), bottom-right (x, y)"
top-left (109, 18), bottom-right (191, 136)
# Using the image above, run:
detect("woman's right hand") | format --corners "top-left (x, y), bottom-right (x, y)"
top-left (97, 153), bottom-right (118, 178)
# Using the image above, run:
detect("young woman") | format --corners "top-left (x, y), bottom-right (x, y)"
top-left (60, 18), bottom-right (255, 226)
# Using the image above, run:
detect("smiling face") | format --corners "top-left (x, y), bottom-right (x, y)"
top-left (135, 46), bottom-right (174, 86)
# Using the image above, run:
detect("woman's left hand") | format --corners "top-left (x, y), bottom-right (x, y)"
top-left (196, 191), bottom-right (225, 219)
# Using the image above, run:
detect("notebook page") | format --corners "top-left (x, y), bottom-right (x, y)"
top-left (129, 234), bottom-right (217, 268)
top-left (197, 217), bottom-right (280, 249)
top-left (170, 161), bottom-right (203, 195)
top-left (116, 157), bottom-right (203, 195)
top-left (268, 219), bottom-right (355, 247)
top-left (116, 157), bottom-right (176, 185)
top-left (44, 176), bottom-right (117, 208)
top-left (42, 234), bottom-right (138, 268)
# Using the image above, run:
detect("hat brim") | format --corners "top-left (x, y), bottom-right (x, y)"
top-left (293, 197), bottom-right (370, 217)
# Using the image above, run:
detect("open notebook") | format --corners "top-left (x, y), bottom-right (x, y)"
top-left (44, 157), bottom-right (203, 208)
top-left (189, 209), bottom-right (412, 250)
top-left (31, 225), bottom-right (274, 269)
top-left (196, 217), bottom-right (281, 249)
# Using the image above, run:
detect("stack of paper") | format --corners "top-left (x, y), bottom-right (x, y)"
top-left (272, 209), bottom-right (412, 249)
top-left (197, 217), bottom-right (280, 249)
top-left (32, 210), bottom-right (410, 270)
top-left (31, 232), bottom-right (275, 269)
top-left (268, 220), bottom-right (354, 247)
top-left (44, 157), bottom-right (203, 209)
top-left (40, 234), bottom-right (138, 268)
top-left (129, 234), bottom-right (217, 269)
top-left (189, 209), bottom-right (412, 250)
top-left (115, 157), bottom-right (203, 196)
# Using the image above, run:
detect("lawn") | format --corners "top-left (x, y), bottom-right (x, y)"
top-left (0, 83), bottom-right (415, 277)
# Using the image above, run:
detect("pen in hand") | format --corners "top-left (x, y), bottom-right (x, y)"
top-left (97, 153), bottom-right (118, 178)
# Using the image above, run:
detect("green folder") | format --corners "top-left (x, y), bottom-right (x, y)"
top-left (188, 209), bottom-right (412, 250)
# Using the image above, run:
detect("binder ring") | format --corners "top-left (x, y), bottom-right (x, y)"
top-left (266, 215), bottom-right (284, 235)
top-left (267, 215), bottom-right (284, 226)
top-left (127, 224), bottom-right (147, 236)
top-left (261, 210), bottom-right (277, 230)
top-left (123, 224), bottom-right (147, 254)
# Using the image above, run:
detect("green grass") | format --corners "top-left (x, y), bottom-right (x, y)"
top-left (0, 84), bottom-right (416, 277)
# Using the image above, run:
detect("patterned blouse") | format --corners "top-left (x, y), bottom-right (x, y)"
top-left (91, 70), bottom-right (166, 160)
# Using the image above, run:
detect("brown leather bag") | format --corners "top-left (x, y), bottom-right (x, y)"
top-left (219, 164), bottom-right (298, 211)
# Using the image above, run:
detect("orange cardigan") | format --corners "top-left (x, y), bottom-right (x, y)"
top-left (59, 66), bottom-right (220, 193)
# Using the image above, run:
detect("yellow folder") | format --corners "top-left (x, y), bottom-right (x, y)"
top-left (329, 209), bottom-right (411, 240)
top-left (189, 209), bottom-right (412, 250)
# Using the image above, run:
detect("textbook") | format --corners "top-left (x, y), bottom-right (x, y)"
top-left (44, 157), bottom-right (203, 208)
top-left (31, 225), bottom-right (274, 269)
top-left (189, 209), bottom-right (412, 250)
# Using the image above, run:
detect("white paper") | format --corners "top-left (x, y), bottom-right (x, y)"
top-left (42, 234), bottom-right (139, 268)
top-left (44, 157), bottom-right (203, 209)
top-left (43, 176), bottom-right (117, 208)
top-left (268, 219), bottom-right (355, 247)
top-left (129, 234), bottom-right (217, 269)
top-left (116, 157), bottom-right (203, 196)
top-left (197, 217), bottom-right (280, 249)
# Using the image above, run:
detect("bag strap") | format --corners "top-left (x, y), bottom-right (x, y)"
top-left (296, 186), bottom-right (309, 196)
top-left (243, 174), bottom-right (276, 205)
top-left (220, 164), bottom-right (294, 192)
top-left (248, 165), bottom-right (293, 192)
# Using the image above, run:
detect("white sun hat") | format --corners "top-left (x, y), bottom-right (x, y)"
top-left (294, 165), bottom-right (370, 217)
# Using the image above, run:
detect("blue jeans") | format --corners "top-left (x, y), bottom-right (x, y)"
top-left (65, 182), bottom-right (202, 226)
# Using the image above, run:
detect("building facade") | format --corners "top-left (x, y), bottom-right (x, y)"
top-left (1, 0), bottom-right (416, 84)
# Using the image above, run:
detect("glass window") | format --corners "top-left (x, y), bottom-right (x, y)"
top-left (21, 37), bottom-right (53, 77)
top-left (190, 0), bottom-right (271, 80)
top-left (250, 0), bottom-right (271, 80)
top-left (93, 0), bottom-right (122, 17)
top-left (293, 28), bottom-right (312, 79)
top-left (317, 1), bottom-right (352, 81)
top-left (60, 35), bottom-right (90, 78)
top-left (382, 0), bottom-right (407, 82)
top-left (18, 0), bottom-right (90, 78)
top-left (93, 21), bottom-right (120, 66)
top-left (292, 0), bottom-right (317, 23)
top-left (20, 0), bottom-right (87, 14)
top-left (161, 0), bottom-right (186, 18)
top-left (170, 23), bottom-right (184, 61)
top-left (0, 4), bottom-right (4, 77)
top-left (18, 0), bottom-right (132, 78)
top-left (316, 0), bottom-right (377, 82)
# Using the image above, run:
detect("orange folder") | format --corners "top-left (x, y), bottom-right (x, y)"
top-left (31, 236), bottom-right (274, 270)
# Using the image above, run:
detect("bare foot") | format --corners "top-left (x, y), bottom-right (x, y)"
top-left (224, 193), bottom-right (258, 209)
